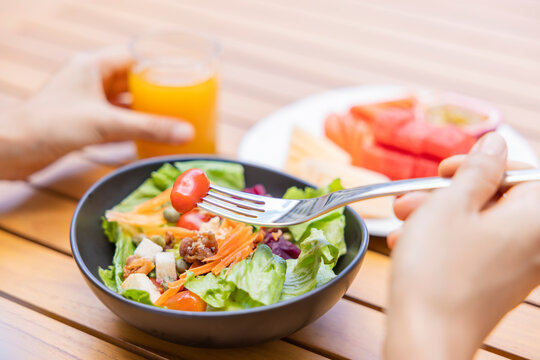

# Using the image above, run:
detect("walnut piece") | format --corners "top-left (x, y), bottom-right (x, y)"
top-left (179, 232), bottom-right (218, 263)
top-left (164, 231), bottom-right (175, 245)
top-left (123, 255), bottom-right (155, 279)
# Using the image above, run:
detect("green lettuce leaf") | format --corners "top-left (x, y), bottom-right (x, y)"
top-left (281, 229), bottom-right (339, 301)
top-left (184, 271), bottom-right (235, 309)
top-left (302, 211), bottom-right (346, 257)
top-left (222, 289), bottom-right (264, 311)
top-left (122, 289), bottom-right (154, 306)
top-left (99, 223), bottom-right (135, 292)
top-left (226, 244), bottom-right (286, 306)
top-left (185, 245), bottom-right (286, 310)
top-left (113, 234), bottom-right (135, 292)
top-left (98, 228), bottom-right (134, 292)
top-left (98, 266), bottom-right (117, 292)
top-left (114, 163), bottom-right (180, 213)
top-left (316, 263), bottom-right (337, 287)
top-left (284, 179), bottom-right (347, 255)
top-left (283, 178), bottom-right (343, 200)
top-left (174, 160), bottom-right (245, 190)
top-left (102, 217), bottom-right (120, 243)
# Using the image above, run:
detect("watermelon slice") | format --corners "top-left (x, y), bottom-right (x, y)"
top-left (423, 125), bottom-right (475, 159)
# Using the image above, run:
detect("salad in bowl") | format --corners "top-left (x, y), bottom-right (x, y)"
top-left (99, 160), bottom-right (348, 312)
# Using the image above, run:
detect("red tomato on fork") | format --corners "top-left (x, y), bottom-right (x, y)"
top-left (170, 168), bottom-right (210, 214)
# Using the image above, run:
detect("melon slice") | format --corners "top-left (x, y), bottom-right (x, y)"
top-left (286, 127), bottom-right (351, 173)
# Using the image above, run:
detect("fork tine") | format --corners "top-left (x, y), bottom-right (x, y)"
top-left (209, 184), bottom-right (266, 204)
top-left (200, 197), bottom-right (259, 218)
top-left (199, 199), bottom-right (259, 223)
top-left (199, 204), bottom-right (258, 224)
top-left (205, 191), bottom-right (265, 212)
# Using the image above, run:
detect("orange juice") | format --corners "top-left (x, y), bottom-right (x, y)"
top-left (130, 68), bottom-right (219, 158)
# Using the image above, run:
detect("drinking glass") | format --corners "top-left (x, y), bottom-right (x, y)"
top-left (129, 30), bottom-right (221, 158)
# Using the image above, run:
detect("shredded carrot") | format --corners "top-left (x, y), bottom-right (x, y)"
top-left (220, 218), bottom-right (244, 229)
top-left (105, 211), bottom-right (165, 227)
top-left (155, 285), bottom-right (182, 306)
top-left (167, 273), bottom-right (188, 289)
top-left (145, 227), bottom-right (197, 239)
top-left (212, 243), bottom-right (254, 275)
top-left (132, 188), bottom-right (172, 214)
top-left (191, 260), bottom-right (221, 276)
top-left (235, 232), bottom-right (259, 252)
top-left (204, 226), bottom-right (251, 262)
top-left (213, 221), bottom-right (242, 244)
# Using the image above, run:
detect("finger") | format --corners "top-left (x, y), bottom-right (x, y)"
top-left (481, 181), bottom-right (540, 246)
top-left (90, 46), bottom-right (134, 77)
top-left (393, 191), bottom-right (430, 221)
top-left (439, 155), bottom-right (467, 178)
top-left (87, 47), bottom-right (134, 102)
top-left (387, 228), bottom-right (403, 250)
top-left (101, 107), bottom-right (194, 144)
top-left (447, 132), bottom-right (507, 212)
top-left (439, 154), bottom-right (533, 178)
top-left (492, 181), bottom-right (540, 208)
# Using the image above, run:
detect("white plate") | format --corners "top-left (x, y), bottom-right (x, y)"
top-left (238, 85), bottom-right (539, 237)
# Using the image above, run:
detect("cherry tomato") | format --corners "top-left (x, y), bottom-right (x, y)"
top-left (170, 168), bottom-right (210, 214)
top-left (176, 208), bottom-right (213, 231)
top-left (163, 290), bottom-right (207, 311)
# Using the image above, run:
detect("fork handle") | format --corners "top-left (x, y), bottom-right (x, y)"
top-left (327, 169), bottom-right (540, 207)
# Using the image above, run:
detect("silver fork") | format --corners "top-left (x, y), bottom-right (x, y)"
top-left (198, 169), bottom-right (540, 227)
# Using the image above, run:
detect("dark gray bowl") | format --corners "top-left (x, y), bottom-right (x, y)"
top-left (70, 156), bottom-right (369, 347)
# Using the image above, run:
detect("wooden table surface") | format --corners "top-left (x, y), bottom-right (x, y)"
top-left (1, 0), bottom-right (539, 359)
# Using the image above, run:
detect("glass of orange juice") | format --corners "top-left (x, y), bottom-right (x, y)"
top-left (129, 30), bottom-right (221, 158)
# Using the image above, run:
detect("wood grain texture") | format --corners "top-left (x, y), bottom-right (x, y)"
top-left (0, 0), bottom-right (539, 358)
top-left (78, 0), bottom-right (540, 111)
top-left (0, 297), bottom-right (147, 360)
top-left (0, 178), bottom-right (537, 357)
top-left (3, 3), bottom-right (540, 147)
top-left (0, 230), bottom-right (503, 360)
top-left (0, 230), bottom-right (325, 359)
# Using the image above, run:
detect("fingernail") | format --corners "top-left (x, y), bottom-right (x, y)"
top-left (171, 124), bottom-right (194, 142)
top-left (471, 132), bottom-right (506, 157)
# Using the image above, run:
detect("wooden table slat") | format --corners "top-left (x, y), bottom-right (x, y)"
top-left (0, 229), bottom-right (505, 360)
top-left (0, 296), bottom-right (146, 360)
top-left (50, 0), bottom-right (540, 112)
top-left (202, 0), bottom-right (540, 75)
top-left (85, 0), bottom-right (540, 110)
top-left (352, 0), bottom-right (540, 40)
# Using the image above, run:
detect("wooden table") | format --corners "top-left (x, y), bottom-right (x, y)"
top-left (0, 0), bottom-right (539, 358)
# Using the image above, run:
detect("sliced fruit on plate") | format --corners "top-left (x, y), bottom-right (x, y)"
top-left (354, 141), bottom-right (441, 180)
top-left (324, 113), bottom-right (345, 147)
top-left (372, 118), bottom-right (476, 159)
top-left (350, 96), bottom-right (416, 123)
top-left (418, 92), bottom-right (502, 137)
top-left (287, 157), bottom-right (393, 219)
top-left (324, 96), bottom-right (478, 180)
top-left (286, 127), bottom-right (351, 173)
